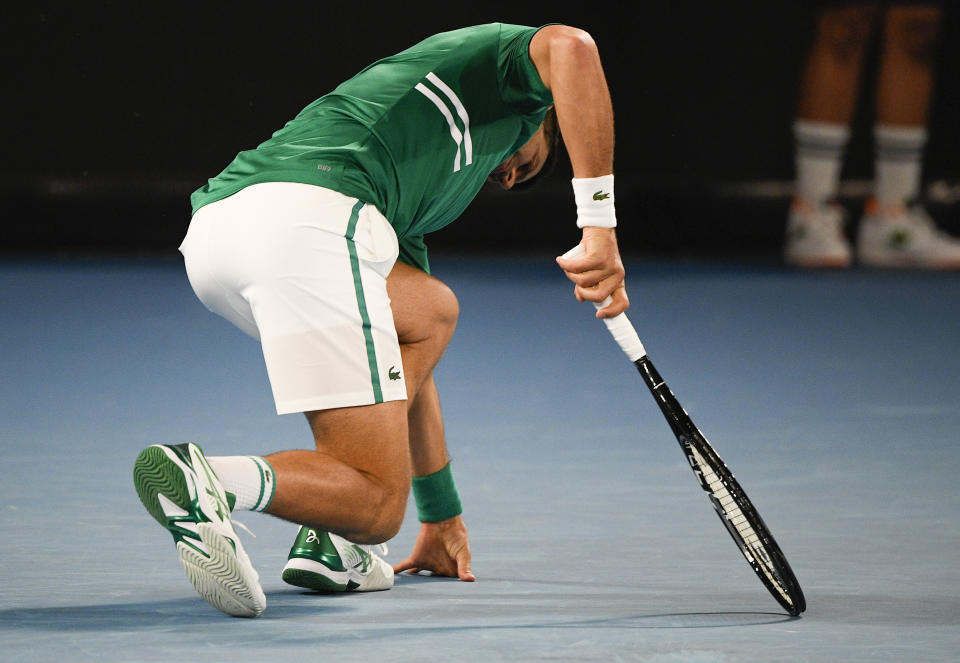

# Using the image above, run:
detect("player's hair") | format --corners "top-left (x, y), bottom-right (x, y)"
top-left (511, 106), bottom-right (561, 191)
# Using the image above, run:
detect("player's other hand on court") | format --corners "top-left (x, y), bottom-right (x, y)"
top-left (392, 516), bottom-right (475, 582)
top-left (555, 226), bottom-right (628, 319)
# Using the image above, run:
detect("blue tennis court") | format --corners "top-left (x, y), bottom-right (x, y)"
top-left (1, 252), bottom-right (958, 662)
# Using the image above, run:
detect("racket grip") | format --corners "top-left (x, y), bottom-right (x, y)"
top-left (560, 245), bottom-right (647, 361)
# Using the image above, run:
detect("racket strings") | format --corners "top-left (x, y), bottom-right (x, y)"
top-left (688, 444), bottom-right (794, 606)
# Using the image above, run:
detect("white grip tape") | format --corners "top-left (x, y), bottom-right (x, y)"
top-left (560, 245), bottom-right (647, 361)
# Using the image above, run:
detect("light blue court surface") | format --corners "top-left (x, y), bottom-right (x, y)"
top-left (1, 252), bottom-right (958, 662)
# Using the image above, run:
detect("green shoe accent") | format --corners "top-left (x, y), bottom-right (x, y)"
top-left (282, 527), bottom-right (356, 591)
top-left (281, 527), bottom-right (393, 593)
top-left (287, 527), bottom-right (348, 572)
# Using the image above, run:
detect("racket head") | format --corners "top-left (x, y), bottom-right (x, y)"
top-left (636, 357), bottom-right (806, 616)
top-left (682, 431), bottom-right (807, 616)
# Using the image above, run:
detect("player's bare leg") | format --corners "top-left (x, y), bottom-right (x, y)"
top-left (278, 259), bottom-right (471, 588)
top-left (268, 262), bottom-right (459, 544)
top-left (265, 401), bottom-right (411, 544)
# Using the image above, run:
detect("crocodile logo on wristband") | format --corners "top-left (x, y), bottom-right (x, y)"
top-left (593, 191), bottom-right (611, 201)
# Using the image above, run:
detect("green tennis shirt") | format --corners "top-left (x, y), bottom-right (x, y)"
top-left (190, 23), bottom-right (554, 246)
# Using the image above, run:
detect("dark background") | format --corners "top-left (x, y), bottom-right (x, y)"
top-left (5, 2), bottom-right (959, 258)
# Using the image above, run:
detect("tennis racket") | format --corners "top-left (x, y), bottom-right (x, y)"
top-left (561, 245), bottom-right (806, 616)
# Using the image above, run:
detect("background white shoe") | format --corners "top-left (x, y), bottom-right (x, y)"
top-left (784, 200), bottom-right (852, 268)
top-left (856, 199), bottom-right (960, 269)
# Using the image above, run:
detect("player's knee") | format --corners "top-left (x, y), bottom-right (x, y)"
top-left (432, 279), bottom-right (459, 335)
top-left (371, 501), bottom-right (406, 542)
top-left (354, 481), bottom-right (407, 543)
top-left (413, 276), bottom-right (458, 343)
top-left (390, 264), bottom-right (459, 346)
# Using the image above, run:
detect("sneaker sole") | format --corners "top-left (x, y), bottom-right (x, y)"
top-left (281, 558), bottom-right (354, 592)
top-left (281, 556), bottom-right (394, 592)
top-left (134, 444), bottom-right (266, 617)
top-left (133, 445), bottom-right (191, 526)
top-left (180, 523), bottom-right (266, 617)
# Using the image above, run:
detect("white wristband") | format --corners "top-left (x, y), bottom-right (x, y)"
top-left (572, 175), bottom-right (616, 228)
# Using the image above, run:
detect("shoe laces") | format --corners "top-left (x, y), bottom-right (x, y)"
top-left (232, 518), bottom-right (256, 539)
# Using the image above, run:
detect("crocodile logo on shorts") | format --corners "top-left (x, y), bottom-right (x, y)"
top-left (593, 190), bottom-right (610, 201)
top-left (388, 366), bottom-right (401, 381)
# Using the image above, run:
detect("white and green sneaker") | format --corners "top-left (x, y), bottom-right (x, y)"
top-left (281, 526), bottom-right (394, 592)
top-left (133, 443), bottom-right (266, 617)
top-left (784, 199), bottom-right (852, 268)
top-left (857, 198), bottom-right (960, 269)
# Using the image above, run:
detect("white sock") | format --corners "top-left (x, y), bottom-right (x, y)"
top-left (874, 124), bottom-right (927, 205)
top-left (793, 120), bottom-right (850, 205)
top-left (207, 456), bottom-right (276, 512)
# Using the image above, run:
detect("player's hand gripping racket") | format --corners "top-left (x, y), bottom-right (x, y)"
top-left (561, 245), bottom-right (806, 616)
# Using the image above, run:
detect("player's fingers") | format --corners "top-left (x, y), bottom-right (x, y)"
top-left (392, 557), bottom-right (420, 574)
top-left (593, 275), bottom-right (627, 305)
top-left (576, 269), bottom-right (624, 302)
top-left (456, 549), bottom-right (476, 582)
top-left (556, 247), bottom-right (615, 284)
top-left (401, 555), bottom-right (454, 578)
top-left (595, 282), bottom-right (629, 318)
top-left (555, 252), bottom-right (597, 275)
top-left (428, 556), bottom-right (458, 577)
top-left (561, 266), bottom-right (608, 287)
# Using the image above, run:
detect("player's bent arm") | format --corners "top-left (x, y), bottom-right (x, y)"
top-left (531, 26), bottom-right (627, 318)
top-left (528, 25), bottom-right (614, 179)
top-left (402, 372), bottom-right (475, 580)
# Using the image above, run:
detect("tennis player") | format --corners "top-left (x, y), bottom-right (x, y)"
top-left (133, 22), bottom-right (627, 617)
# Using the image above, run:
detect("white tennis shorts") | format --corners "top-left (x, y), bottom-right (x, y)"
top-left (179, 182), bottom-right (407, 414)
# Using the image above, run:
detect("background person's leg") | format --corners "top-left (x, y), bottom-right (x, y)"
top-left (785, 4), bottom-right (879, 268)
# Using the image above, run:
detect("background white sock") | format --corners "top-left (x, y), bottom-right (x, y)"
top-left (793, 119), bottom-right (851, 205)
top-left (874, 124), bottom-right (927, 205)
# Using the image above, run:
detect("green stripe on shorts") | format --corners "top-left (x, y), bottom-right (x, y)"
top-left (345, 201), bottom-right (383, 403)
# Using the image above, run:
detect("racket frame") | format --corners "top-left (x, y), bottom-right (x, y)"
top-left (560, 244), bottom-right (805, 615)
